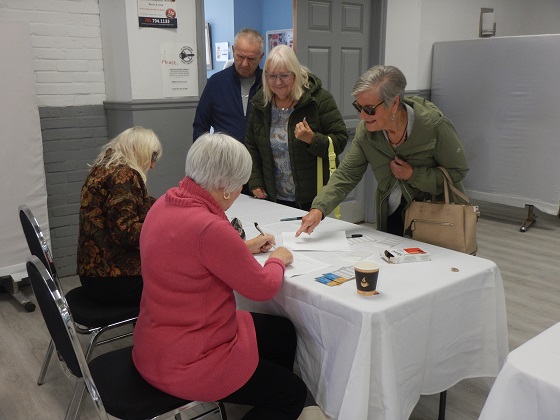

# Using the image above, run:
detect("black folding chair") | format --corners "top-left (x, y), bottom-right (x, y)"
top-left (26, 256), bottom-right (227, 420)
top-left (18, 205), bottom-right (139, 385)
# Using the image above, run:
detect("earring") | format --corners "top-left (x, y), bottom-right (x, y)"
top-left (223, 190), bottom-right (231, 200)
top-left (391, 113), bottom-right (396, 121)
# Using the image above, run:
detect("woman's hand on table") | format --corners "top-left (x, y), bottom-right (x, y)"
top-left (269, 247), bottom-right (293, 266)
top-left (295, 208), bottom-right (323, 237)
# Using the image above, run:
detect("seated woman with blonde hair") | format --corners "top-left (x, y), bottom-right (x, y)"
top-left (77, 126), bottom-right (162, 305)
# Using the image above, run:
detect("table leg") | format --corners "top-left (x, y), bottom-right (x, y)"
top-left (520, 204), bottom-right (537, 232)
top-left (438, 390), bottom-right (447, 420)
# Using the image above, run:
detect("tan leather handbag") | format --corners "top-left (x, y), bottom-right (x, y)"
top-left (403, 167), bottom-right (479, 255)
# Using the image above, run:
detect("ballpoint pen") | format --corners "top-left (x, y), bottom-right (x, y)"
top-left (254, 222), bottom-right (276, 250)
top-left (346, 234), bottom-right (363, 238)
top-left (280, 217), bottom-right (303, 221)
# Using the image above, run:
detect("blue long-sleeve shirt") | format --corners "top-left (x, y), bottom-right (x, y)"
top-left (193, 65), bottom-right (263, 143)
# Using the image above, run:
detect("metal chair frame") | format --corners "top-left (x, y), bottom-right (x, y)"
top-left (26, 256), bottom-right (227, 420)
top-left (18, 205), bottom-right (138, 385)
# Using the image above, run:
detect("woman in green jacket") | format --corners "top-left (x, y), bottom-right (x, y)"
top-left (246, 45), bottom-right (348, 211)
top-left (296, 65), bottom-right (469, 236)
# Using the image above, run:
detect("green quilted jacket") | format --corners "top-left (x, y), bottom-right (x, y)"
top-left (245, 74), bottom-right (348, 205)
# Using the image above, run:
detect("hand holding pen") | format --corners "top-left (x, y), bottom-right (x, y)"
top-left (253, 223), bottom-right (293, 265)
top-left (294, 117), bottom-right (314, 144)
top-left (253, 222), bottom-right (276, 251)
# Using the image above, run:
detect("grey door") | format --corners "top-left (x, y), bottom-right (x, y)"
top-left (294, 0), bottom-right (385, 223)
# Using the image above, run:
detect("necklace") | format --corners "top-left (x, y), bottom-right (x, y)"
top-left (274, 96), bottom-right (295, 111)
top-left (389, 119), bottom-right (408, 148)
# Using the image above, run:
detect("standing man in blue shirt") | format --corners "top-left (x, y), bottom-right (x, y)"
top-left (193, 28), bottom-right (264, 144)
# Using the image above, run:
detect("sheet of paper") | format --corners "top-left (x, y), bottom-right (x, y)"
top-left (254, 252), bottom-right (331, 278)
top-left (282, 231), bottom-right (351, 252)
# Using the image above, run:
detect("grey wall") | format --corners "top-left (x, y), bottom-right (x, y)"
top-left (39, 105), bottom-right (108, 277)
top-left (40, 102), bottom-right (197, 277)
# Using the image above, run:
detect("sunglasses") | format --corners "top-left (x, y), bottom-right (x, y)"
top-left (352, 100), bottom-right (385, 116)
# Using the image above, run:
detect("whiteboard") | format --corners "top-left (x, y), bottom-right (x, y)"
top-left (0, 21), bottom-right (50, 281)
top-left (431, 35), bottom-right (560, 215)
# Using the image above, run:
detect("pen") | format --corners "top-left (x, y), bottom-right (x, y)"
top-left (346, 234), bottom-right (363, 238)
top-left (254, 222), bottom-right (276, 250)
top-left (280, 217), bottom-right (303, 221)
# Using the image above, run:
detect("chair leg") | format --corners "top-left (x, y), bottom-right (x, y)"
top-left (37, 339), bottom-right (54, 385)
top-left (218, 402), bottom-right (227, 420)
top-left (438, 390), bottom-right (447, 420)
top-left (65, 381), bottom-right (87, 420)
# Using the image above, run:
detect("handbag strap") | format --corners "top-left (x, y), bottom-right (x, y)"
top-left (317, 136), bottom-right (341, 219)
top-left (438, 167), bottom-right (470, 204)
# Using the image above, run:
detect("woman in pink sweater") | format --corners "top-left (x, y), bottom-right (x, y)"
top-left (133, 133), bottom-right (307, 419)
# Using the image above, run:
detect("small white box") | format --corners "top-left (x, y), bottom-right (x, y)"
top-left (381, 247), bottom-right (431, 264)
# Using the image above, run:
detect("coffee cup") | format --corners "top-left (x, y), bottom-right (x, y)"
top-left (353, 261), bottom-right (380, 296)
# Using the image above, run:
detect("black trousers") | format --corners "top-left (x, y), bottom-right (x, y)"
top-left (219, 313), bottom-right (307, 420)
top-left (386, 203), bottom-right (406, 237)
top-left (79, 275), bottom-right (143, 306)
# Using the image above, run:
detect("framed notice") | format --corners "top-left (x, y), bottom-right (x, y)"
top-left (266, 29), bottom-right (293, 55)
top-left (138, 0), bottom-right (178, 28)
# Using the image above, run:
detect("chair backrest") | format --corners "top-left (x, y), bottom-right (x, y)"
top-left (26, 257), bottom-right (83, 377)
top-left (19, 205), bottom-right (59, 280)
top-left (26, 256), bottom-right (111, 418)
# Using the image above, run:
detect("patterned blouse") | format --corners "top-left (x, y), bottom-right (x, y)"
top-left (77, 162), bottom-right (155, 278)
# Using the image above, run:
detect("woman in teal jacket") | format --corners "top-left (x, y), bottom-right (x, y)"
top-left (296, 65), bottom-right (469, 236)
top-left (246, 45), bottom-right (348, 210)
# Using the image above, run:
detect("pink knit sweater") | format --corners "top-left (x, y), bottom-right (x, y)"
top-left (132, 177), bottom-right (285, 401)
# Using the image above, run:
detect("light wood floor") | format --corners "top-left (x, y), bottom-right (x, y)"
top-left (1, 201), bottom-right (559, 419)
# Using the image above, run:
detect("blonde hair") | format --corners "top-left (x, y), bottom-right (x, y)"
top-left (91, 126), bottom-right (162, 182)
top-left (262, 45), bottom-right (310, 106)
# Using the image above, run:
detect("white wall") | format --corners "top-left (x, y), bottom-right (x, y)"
top-left (99, 0), bottom-right (198, 101)
top-left (385, 0), bottom-right (560, 90)
top-left (0, 0), bottom-right (104, 107)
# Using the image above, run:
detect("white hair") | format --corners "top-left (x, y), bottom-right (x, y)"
top-left (185, 133), bottom-right (251, 193)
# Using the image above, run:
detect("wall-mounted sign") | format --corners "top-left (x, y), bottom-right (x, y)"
top-left (160, 43), bottom-right (198, 97)
top-left (138, 0), bottom-right (178, 28)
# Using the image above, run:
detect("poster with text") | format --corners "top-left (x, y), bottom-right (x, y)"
top-left (160, 43), bottom-right (198, 97)
top-left (138, 0), bottom-right (178, 28)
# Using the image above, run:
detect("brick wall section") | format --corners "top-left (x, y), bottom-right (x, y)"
top-left (0, 0), bottom-right (105, 108)
top-left (39, 105), bottom-right (108, 277)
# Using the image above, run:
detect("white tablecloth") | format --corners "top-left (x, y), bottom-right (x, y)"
top-left (479, 322), bottom-right (560, 420)
top-left (228, 196), bottom-right (509, 420)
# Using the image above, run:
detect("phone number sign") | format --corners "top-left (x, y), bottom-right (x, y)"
top-left (138, 1), bottom-right (178, 29)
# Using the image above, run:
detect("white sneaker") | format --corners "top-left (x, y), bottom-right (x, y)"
top-left (297, 405), bottom-right (329, 420)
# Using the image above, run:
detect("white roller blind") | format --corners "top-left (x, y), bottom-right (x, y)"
top-left (0, 21), bottom-right (50, 281)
